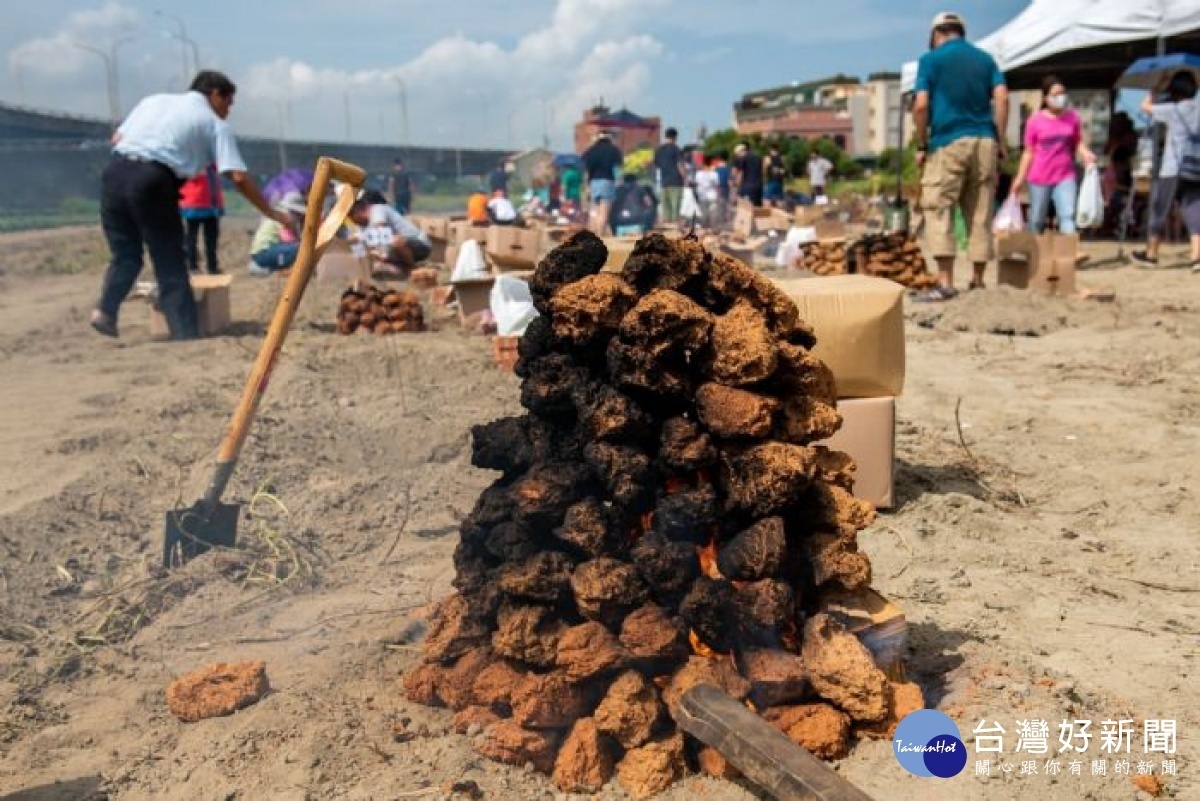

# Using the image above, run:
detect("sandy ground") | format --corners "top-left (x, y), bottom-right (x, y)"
top-left (0, 223), bottom-right (1196, 801)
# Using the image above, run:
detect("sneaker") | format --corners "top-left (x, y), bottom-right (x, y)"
top-left (1130, 250), bottom-right (1159, 267)
top-left (89, 310), bottom-right (118, 338)
top-left (911, 285), bottom-right (959, 303)
top-left (1191, 262), bottom-right (1200, 273)
top-left (248, 262), bottom-right (271, 277)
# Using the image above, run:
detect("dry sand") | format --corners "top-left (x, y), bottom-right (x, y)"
top-left (0, 224), bottom-right (1196, 801)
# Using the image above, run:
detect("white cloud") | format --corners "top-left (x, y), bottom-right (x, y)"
top-left (8, 1), bottom-right (140, 77)
top-left (234, 0), bottom-right (669, 148)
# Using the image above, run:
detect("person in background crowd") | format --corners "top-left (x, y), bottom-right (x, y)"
top-left (1010, 75), bottom-right (1096, 235)
top-left (91, 70), bottom-right (290, 339)
top-left (466, 189), bottom-right (489, 225)
top-left (911, 11), bottom-right (1008, 301)
top-left (732, 142), bottom-right (764, 207)
top-left (179, 163), bottom-right (224, 275)
top-left (806, 151), bottom-right (834, 200)
top-left (764, 144), bottom-right (788, 207)
top-left (1133, 70), bottom-right (1200, 271)
top-left (714, 151), bottom-right (732, 223)
top-left (387, 158), bottom-right (414, 214)
top-left (561, 161), bottom-right (583, 206)
top-left (487, 189), bottom-right (520, 225)
top-left (248, 192), bottom-right (305, 275)
top-left (582, 130), bottom-right (623, 208)
top-left (610, 174), bottom-right (657, 234)
top-left (1104, 112), bottom-right (1139, 230)
top-left (488, 159), bottom-right (511, 195)
top-left (654, 127), bottom-right (687, 222)
top-left (348, 196), bottom-right (432, 279)
top-left (694, 155), bottom-right (721, 229)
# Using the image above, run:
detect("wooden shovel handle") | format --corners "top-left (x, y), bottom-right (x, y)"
top-left (212, 157), bottom-right (365, 472)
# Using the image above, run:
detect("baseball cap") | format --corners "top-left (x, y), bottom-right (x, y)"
top-left (275, 191), bottom-right (307, 215)
top-left (931, 11), bottom-right (966, 30)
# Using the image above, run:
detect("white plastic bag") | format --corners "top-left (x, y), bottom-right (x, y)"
top-left (1076, 165), bottom-right (1104, 230)
top-left (490, 274), bottom-right (538, 336)
top-left (775, 226), bottom-right (816, 268)
top-left (451, 239), bottom-right (489, 282)
top-left (993, 194), bottom-right (1024, 233)
top-left (680, 187), bottom-right (701, 221)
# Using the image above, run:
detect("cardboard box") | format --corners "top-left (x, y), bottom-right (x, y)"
top-left (601, 236), bottom-right (638, 272)
top-left (451, 277), bottom-right (495, 326)
top-left (774, 274), bottom-right (906, 398)
top-left (413, 215), bottom-right (450, 243)
top-left (449, 220), bottom-right (489, 247)
top-left (795, 205), bottom-right (831, 227)
top-left (149, 273), bottom-right (232, 338)
top-left (817, 396), bottom-right (896, 509)
top-left (486, 225), bottom-right (542, 272)
top-left (733, 203), bottom-right (756, 238)
top-left (757, 208), bottom-right (792, 232)
top-left (996, 232), bottom-right (1077, 295)
top-left (445, 244), bottom-right (459, 271)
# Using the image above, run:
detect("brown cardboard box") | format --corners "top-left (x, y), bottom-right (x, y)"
top-left (996, 232), bottom-right (1077, 295)
top-left (812, 219), bottom-right (847, 240)
top-left (451, 277), bottom-right (495, 326)
top-left (757, 208), bottom-right (792, 232)
top-left (445, 244), bottom-right (459, 272)
top-left (817, 396), bottom-right (896, 509)
top-left (774, 274), bottom-right (906, 398)
top-left (449, 220), bottom-right (489, 247)
top-left (413, 216), bottom-right (450, 243)
top-left (795, 205), bottom-right (830, 227)
top-left (733, 203), bottom-right (756, 238)
top-left (601, 236), bottom-right (638, 272)
top-left (149, 273), bottom-right (232, 338)
top-left (486, 226), bottom-right (542, 272)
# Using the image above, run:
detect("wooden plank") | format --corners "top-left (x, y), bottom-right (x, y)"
top-left (676, 685), bottom-right (875, 801)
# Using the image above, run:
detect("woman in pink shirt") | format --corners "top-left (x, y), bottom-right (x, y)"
top-left (1011, 75), bottom-right (1096, 234)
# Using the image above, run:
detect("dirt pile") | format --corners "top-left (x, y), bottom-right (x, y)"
top-left (165, 661), bottom-right (270, 722)
top-left (399, 230), bottom-right (909, 796)
top-left (336, 286), bottom-right (425, 334)
top-left (853, 233), bottom-right (936, 288)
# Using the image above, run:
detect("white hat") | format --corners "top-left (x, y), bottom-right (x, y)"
top-left (931, 11), bottom-right (966, 30)
top-left (275, 191), bottom-right (306, 215)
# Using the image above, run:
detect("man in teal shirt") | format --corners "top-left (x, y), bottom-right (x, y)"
top-left (912, 11), bottom-right (1009, 300)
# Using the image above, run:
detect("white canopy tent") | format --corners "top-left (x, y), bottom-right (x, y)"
top-left (900, 0), bottom-right (1200, 92)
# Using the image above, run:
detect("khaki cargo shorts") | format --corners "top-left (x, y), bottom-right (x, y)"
top-left (920, 137), bottom-right (998, 263)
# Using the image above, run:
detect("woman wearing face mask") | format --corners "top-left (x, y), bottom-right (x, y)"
top-left (1011, 75), bottom-right (1097, 237)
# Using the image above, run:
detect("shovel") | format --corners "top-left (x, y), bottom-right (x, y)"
top-left (163, 156), bottom-right (367, 568)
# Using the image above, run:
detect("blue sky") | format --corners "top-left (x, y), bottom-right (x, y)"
top-left (5, 0), bottom-right (1028, 150)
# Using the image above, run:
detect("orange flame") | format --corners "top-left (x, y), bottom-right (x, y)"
top-left (697, 537), bottom-right (722, 580)
top-left (688, 629), bottom-right (719, 658)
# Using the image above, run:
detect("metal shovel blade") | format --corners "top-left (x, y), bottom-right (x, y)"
top-left (163, 501), bottom-right (239, 568)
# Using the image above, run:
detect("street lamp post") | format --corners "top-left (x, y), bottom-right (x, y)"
top-left (73, 42), bottom-right (118, 126)
top-left (393, 76), bottom-right (410, 147)
top-left (156, 10), bottom-right (199, 79)
top-left (73, 34), bottom-right (136, 126)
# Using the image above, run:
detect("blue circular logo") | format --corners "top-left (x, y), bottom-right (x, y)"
top-left (892, 710), bottom-right (966, 778)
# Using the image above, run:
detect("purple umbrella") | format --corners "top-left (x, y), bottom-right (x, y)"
top-left (263, 168), bottom-right (314, 203)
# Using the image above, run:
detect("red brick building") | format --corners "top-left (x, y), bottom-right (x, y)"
top-left (574, 105), bottom-right (661, 155)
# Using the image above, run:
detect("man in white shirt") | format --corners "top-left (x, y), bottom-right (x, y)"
top-left (92, 70), bottom-right (289, 340)
top-left (807, 153), bottom-right (834, 199)
top-left (349, 198), bottom-right (433, 277)
top-left (486, 190), bottom-right (520, 225)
